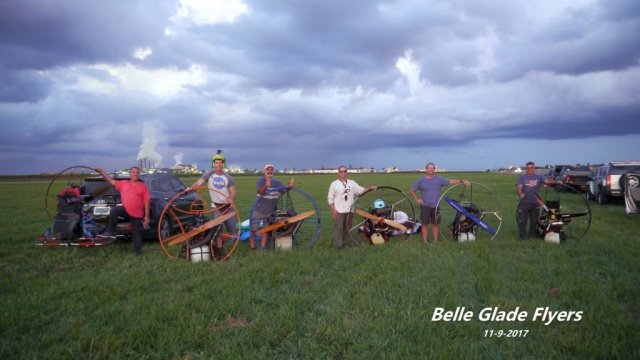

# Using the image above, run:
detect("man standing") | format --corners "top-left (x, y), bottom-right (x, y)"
top-left (516, 161), bottom-right (559, 240)
top-left (327, 166), bottom-right (376, 249)
top-left (190, 150), bottom-right (237, 259)
top-left (95, 166), bottom-right (150, 255)
top-left (410, 163), bottom-right (468, 243)
top-left (249, 164), bottom-right (295, 249)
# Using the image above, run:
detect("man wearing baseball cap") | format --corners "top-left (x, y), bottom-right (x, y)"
top-left (249, 164), bottom-right (295, 249)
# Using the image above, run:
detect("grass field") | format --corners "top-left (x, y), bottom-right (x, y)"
top-left (1, 172), bottom-right (639, 359)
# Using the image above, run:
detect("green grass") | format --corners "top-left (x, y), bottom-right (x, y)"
top-left (1, 173), bottom-right (639, 359)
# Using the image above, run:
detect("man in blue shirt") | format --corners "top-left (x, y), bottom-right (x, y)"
top-left (516, 161), bottom-right (560, 240)
top-left (411, 163), bottom-right (468, 243)
top-left (249, 164), bottom-right (295, 249)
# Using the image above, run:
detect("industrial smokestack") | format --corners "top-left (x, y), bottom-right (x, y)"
top-left (136, 121), bottom-right (163, 170)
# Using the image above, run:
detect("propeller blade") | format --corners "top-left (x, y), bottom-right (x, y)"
top-left (165, 211), bottom-right (235, 246)
top-left (257, 210), bottom-right (316, 234)
top-left (355, 209), bottom-right (408, 232)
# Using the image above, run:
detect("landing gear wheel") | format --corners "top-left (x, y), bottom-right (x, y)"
top-left (348, 186), bottom-right (416, 245)
top-left (250, 187), bottom-right (322, 249)
top-left (158, 186), bottom-right (241, 262)
top-left (437, 182), bottom-right (503, 242)
top-left (518, 184), bottom-right (591, 242)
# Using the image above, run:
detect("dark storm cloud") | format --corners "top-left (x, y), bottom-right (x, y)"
top-left (0, 1), bottom-right (175, 70)
top-left (183, 0), bottom-right (435, 90)
top-left (0, 0), bottom-right (639, 174)
top-left (0, 68), bottom-right (52, 102)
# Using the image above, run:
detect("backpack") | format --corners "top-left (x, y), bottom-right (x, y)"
top-left (52, 189), bottom-right (83, 240)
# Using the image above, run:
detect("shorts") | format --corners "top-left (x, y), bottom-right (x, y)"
top-left (250, 212), bottom-right (271, 231)
top-left (420, 206), bottom-right (440, 225)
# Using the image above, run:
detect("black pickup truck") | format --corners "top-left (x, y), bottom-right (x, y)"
top-left (558, 165), bottom-right (591, 192)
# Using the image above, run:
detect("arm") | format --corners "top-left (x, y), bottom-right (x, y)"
top-left (190, 170), bottom-right (213, 191)
top-left (449, 178), bottom-right (470, 186)
top-left (543, 178), bottom-right (562, 186)
top-left (355, 183), bottom-right (376, 196)
top-left (516, 183), bottom-right (525, 199)
top-left (229, 185), bottom-right (237, 204)
top-left (189, 178), bottom-right (205, 191)
top-left (327, 183), bottom-right (338, 219)
top-left (410, 188), bottom-right (424, 206)
top-left (257, 177), bottom-right (270, 196)
top-left (143, 197), bottom-right (151, 228)
top-left (328, 202), bottom-right (337, 219)
top-left (94, 167), bottom-right (117, 187)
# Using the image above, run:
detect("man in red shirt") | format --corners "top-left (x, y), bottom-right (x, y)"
top-left (95, 166), bottom-right (150, 255)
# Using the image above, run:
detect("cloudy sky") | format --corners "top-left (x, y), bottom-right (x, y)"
top-left (1, 0), bottom-right (639, 175)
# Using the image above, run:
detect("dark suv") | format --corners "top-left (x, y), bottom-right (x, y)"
top-left (81, 172), bottom-right (200, 239)
top-left (587, 161), bottom-right (640, 204)
top-left (545, 165), bottom-right (570, 180)
top-left (558, 165), bottom-right (591, 192)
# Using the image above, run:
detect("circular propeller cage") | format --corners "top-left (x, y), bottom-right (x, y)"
top-left (249, 187), bottom-right (322, 249)
top-left (157, 185), bottom-right (241, 262)
top-left (348, 186), bottom-right (417, 245)
top-left (436, 182), bottom-right (503, 242)
top-left (517, 184), bottom-right (591, 242)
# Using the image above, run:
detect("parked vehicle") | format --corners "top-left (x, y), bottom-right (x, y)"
top-left (587, 165), bottom-right (606, 201)
top-left (587, 161), bottom-right (640, 204)
top-left (545, 165), bottom-right (569, 180)
top-left (81, 172), bottom-right (201, 239)
top-left (558, 165), bottom-right (591, 192)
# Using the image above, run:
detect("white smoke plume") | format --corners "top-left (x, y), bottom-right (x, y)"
top-left (136, 122), bottom-right (163, 168)
top-left (173, 153), bottom-right (184, 167)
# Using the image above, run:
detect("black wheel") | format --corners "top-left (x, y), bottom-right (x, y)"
top-left (518, 184), bottom-right (591, 242)
top-left (250, 187), bottom-right (322, 249)
top-left (597, 188), bottom-right (609, 205)
top-left (158, 216), bottom-right (172, 241)
top-left (348, 186), bottom-right (417, 245)
top-left (437, 182), bottom-right (503, 242)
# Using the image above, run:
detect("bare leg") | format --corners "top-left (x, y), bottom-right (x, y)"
top-left (249, 231), bottom-right (256, 249)
top-left (421, 225), bottom-right (429, 243)
top-left (433, 224), bottom-right (440, 241)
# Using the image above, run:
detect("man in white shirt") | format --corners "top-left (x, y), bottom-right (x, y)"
top-left (327, 166), bottom-right (376, 249)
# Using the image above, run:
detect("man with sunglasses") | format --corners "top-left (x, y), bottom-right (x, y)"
top-left (327, 166), bottom-right (377, 249)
